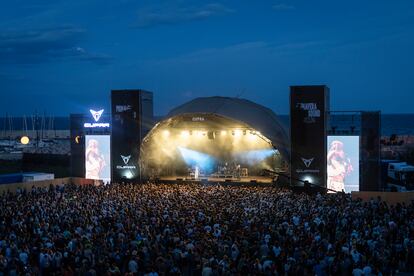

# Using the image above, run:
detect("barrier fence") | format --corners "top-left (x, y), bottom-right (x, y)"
top-left (352, 191), bottom-right (414, 205)
top-left (0, 177), bottom-right (102, 193)
top-left (2, 178), bottom-right (414, 206)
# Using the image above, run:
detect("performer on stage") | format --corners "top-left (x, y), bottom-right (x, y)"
top-left (236, 164), bottom-right (241, 178)
top-left (194, 165), bottom-right (199, 179)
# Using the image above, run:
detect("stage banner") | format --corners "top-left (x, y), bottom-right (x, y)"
top-left (290, 85), bottom-right (329, 187)
top-left (111, 90), bottom-right (153, 182)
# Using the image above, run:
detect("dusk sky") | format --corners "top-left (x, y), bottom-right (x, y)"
top-left (1, 0), bottom-right (413, 116)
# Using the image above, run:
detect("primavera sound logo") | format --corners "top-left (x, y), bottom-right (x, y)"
top-left (296, 102), bottom-right (320, 123)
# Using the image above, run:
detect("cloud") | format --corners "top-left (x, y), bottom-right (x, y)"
top-left (272, 3), bottom-right (295, 11)
top-left (155, 40), bottom-right (328, 65)
top-left (157, 41), bottom-right (268, 64)
top-left (0, 26), bottom-right (112, 65)
top-left (73, 47), bottom-right (113, 65)
top-left (133, 3), bottom-right (234, 28)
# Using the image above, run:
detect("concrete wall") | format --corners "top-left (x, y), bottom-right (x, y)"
top-left (0, 177), bottom-right (101, 193)
top-left (352, 191), bottom-right (414, 205)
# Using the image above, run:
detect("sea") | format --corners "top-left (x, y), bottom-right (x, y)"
top-left (0, 114), bottom-right (413, 136)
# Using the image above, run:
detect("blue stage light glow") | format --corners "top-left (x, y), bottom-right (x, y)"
top-left (178, 147), bottom-right (215, 173)
top-left (235, 149), bottom-right (276, 165)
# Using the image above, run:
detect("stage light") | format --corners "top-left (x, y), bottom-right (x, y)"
top-left (195, 131), bottom-right (204, 138)
top-left (302, 175), bottom-right (314, 184)
top-left (181, 130), bottom-right (190, 138)
top-left (234, 130), bottom-right (242, 137)
top-left (162, 130), bottom-right (170, 138)
top-left (178, 147), bottom-right (214, 172)
top-left (248, 133), bottom-right (257, 141)
top-left (125, 171), bottom-right (133, 179)
top-left (221, 130), bottom-right (227, 136)
top-left (20, 136), bottom-right (30, 145)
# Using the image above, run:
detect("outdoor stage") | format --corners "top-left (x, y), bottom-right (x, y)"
top-left (157, 175), bottom-right (275, 184)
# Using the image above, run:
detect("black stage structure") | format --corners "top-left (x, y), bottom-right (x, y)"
top-left (111, 90), bottom-right (153, 183)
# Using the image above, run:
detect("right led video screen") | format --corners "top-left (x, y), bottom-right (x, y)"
top-left (327, 136), bottom-right (360, 193)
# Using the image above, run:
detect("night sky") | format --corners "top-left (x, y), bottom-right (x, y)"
top-left (1, 0), bottom-right (413, 116)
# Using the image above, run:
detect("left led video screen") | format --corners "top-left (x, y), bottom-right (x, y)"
top-left (85, 135), bottom-right (111, 183)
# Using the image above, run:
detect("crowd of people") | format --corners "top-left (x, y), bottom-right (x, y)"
top-left (1, 182), bottom-right (414, 275)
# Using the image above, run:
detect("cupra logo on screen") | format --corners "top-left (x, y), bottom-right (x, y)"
top-left (90, 109), bottom-right (104, 122)
top-left (84, 108), bottom-right (110, 128)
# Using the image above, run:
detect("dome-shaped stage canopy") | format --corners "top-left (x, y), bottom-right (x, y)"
top-left (167, 96), bottom-right (290, 159)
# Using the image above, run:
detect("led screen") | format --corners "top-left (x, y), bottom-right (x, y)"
top-left (85, 135), bottom-right (111, 182)
top-left (327, 136), bottom-right (359, 193)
